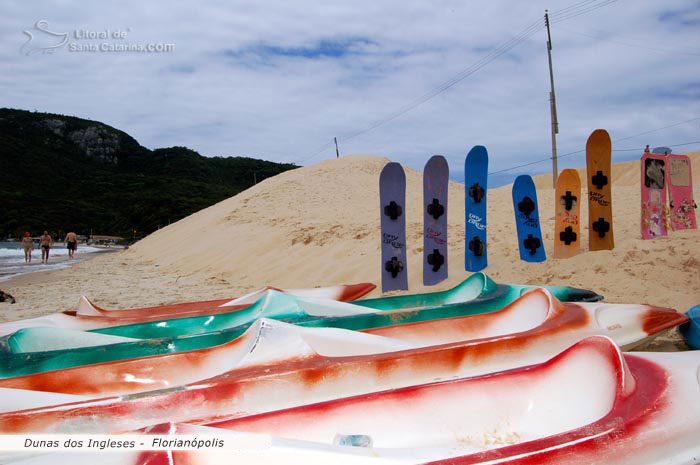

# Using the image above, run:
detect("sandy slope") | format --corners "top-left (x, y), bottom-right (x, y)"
top-left (2, 152), bottom-right (698, 351)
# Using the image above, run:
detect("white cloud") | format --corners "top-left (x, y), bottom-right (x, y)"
top-left (1, 0), bottom-right (699, 185)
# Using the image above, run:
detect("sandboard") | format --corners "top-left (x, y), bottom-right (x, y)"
top-left (554, 168), bottom-right (582, 258)
top-left (667, 154), bottom-right (697, 231)
top-left (586, 129), bottom-right (614, 250)
top-left (512, 174), bottom-right (546, 262)
top-left (464, 146), bottom-right (488, 272)
top-left (641, 153), bottom-right (669, 239)
top-left (380, 162), bottom-right (408, 293)
top-left (423, 155), bottom-right (449, 286)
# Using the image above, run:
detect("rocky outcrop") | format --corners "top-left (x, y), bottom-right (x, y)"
top-left (43, 119), bottom-right (120, 164)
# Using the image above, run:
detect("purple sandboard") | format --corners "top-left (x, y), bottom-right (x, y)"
top-left (423, 155), bottom-right (449, 286)
top-left (380, 162), bottom-right (408, 292)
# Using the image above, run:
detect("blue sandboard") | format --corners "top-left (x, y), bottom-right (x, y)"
top-left (423, 155), bottom-right (449, 286)
top-left (380, 162), bottom-right (408, 292)
top-left (512, 175), bottom-right (546, 262)
top-left (679, 305), bottom-right (700, 349)
top-left (464, 146), bottom-right (488, 272)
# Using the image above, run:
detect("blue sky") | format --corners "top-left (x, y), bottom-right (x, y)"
top-left (2, 0), bottom-right (699, 186)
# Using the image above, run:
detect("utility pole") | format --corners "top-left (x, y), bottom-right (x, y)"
top-left (334, 137), bottom-right (340, 159)
top-left (545, 10), bottom-right (559, 189)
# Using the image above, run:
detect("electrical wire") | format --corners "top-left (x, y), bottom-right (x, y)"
top-left (549, 0), bottom-right (619, 24)
top-left (296, 0), bottom-right (625, 165)
top-left (555, 25), bottom-right (700, 57)
top-left (487, 117), bottom-right (700, 176)
top-left (296, 18), bottom-right (546, 165)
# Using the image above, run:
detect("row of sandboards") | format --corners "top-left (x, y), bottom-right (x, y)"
top-left (379, 129), bottom-right (696, 292)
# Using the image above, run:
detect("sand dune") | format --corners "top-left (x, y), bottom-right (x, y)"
top-left (2, 152), bottom-right (698, 352)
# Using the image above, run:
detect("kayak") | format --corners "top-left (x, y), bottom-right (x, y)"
top-left (4, 337), bottom-right (700, 465)
top-left (204, 336), bottom-right (700, 464)
top-left (0, 273), bottom-right (600, 356)
top-left (0, 282), bottom-right (376, 337)
top-left (0, 291), bottom-right (685, 432)
top-left (0, 273), bottom-right (601, 345)
top-left (94, 274), bottom-right (602, 340)
top-left (0, 279), bottom-right (602, 376)
top-left (679, 305), bottom-right (700, 349)
top-left (0, 319), bottom-right (416, 409)
top-left (0, 292), bottom-right (380, 354)
top-left (79, 283), bottom-right (376, 317)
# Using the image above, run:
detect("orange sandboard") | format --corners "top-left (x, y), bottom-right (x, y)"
top-left (554, 168), bottom-right (582, 258)
top-left (586, 129), bottom-right (614, 250)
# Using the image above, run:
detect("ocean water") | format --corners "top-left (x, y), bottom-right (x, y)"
top-left (0, 242), bottom-right (110, 282)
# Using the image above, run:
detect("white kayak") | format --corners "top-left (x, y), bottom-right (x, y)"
top-left (4, 337), bottom-right (700, 465)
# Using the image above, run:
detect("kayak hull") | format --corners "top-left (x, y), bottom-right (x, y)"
top-left (5, 339), bottom-right (700, 465)
top-left (0, 282), bottom-right (376, 337)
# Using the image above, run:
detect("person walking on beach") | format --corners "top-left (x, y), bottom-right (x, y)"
top-left (64, 231), bottom-right (78, 259)
top-left (39, 231), bottom-right (52, 264)
top-left (21, 232), bottom-right (34, 264)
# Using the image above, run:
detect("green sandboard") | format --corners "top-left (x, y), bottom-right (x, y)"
top-left (0, 273), bottom-right (601, 378)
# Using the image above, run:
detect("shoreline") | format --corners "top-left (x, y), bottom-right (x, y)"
top-left (0, 248), bottom-right (240, 324)
top-left (0, 248), bottom-right (121, 289)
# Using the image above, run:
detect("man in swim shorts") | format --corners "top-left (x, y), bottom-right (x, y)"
top-left (21, 232), bottom-right (34, 264)
top-left (39, 231), bottom-right (52, 263)
top-left (64, 231), bottom-right (78, 259)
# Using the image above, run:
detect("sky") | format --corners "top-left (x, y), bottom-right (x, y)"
top-left (2, 0), bottom-right (700, 186)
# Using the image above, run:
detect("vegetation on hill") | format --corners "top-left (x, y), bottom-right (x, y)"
top-left (0, 108), bottom-right (298, 240)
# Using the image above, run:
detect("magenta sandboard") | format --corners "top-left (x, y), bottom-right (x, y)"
top-left (641, 152), bottom-right (669, 239)
top-left (667, 154), bottom-right (697, 231)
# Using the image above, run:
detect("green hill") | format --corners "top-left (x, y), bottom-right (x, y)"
top-left (0, 108), bottom-right (298, 240)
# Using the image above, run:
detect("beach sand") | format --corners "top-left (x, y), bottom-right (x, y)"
top-left (1, 152), bottom-right (698, 350)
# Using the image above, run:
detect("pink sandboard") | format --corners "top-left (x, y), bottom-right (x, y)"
top-left (640, 153), bottom-right (668, 239)
top-left (667, 153), bottom-right (697, 231)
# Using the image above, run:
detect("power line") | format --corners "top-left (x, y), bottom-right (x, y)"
top-left (296, 19), bottom-right (545, 165)
top-left (549, 0), bottom-right (601, 16)
top-left (614, 116), bottom-right (700, 142)
top-left (613, 140), bottom-right (700, 151)
top-left (296, 0), bottom-right (623, 165)
top-left (487, 116), bottom-right (700, 176)
top-left (549, 0), bottom-right (619, 24)
top-left (555, 25), bottom-right (700, 57)
top-left (664, 139), bottom-right (700, 148)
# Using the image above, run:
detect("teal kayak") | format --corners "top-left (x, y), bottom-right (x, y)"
top-left (93, 272), bottom-right (600, 339)
top-left (0, 273), bottom-right (601, 377)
